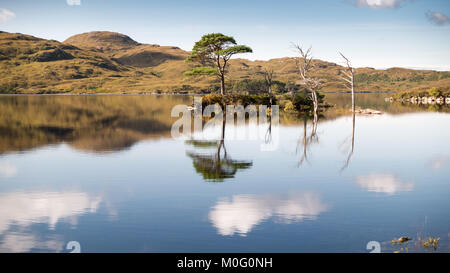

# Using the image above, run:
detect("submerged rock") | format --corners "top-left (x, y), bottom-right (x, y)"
top-left (391, 237), bottom-right (412, 244)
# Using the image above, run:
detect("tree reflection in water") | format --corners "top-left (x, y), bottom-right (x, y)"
top-left (340, 111), bottom-right (356, 171)
top-left (186, 119), bottom-right (252, 182)
top-left (296, 112), bottom-right (320, 167)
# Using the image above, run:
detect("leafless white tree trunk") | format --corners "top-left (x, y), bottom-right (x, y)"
top-left (338, 53), bottom-right (357, 171)
top-left (293, 44), bottom-right (322, 115)
top-left (339, 52), bottom-right (355, 112)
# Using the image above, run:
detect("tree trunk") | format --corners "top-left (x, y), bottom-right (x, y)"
top-left (311, 90), bottom-right (318, 114)
top-left (217, 58), bottom-right (227, 96)
top-left (351, 72), bottom-right (355, 113)
top-left (269, 86), bottom-right (272, 105)
top-left (220, 73), bottom-right (225, 95)
top-left (217, 117), bottom-right (226, 162)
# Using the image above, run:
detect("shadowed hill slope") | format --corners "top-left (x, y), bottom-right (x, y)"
top-left (111, 44), bottom-right (188, 67)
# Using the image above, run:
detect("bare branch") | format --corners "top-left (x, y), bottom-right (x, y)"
top-left (339, 52), bottom-right (352, 69)
top-left (340, 70), bottom-right (352, 79)
top-left (339, 76), bottom-right (353, 84)
top-left (293, 44), bottom-right (315, 81)
top-left (339, 53), bottom-right (356, 114)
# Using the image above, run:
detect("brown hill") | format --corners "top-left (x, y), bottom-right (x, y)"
top-left (0, 31), bottom-right (133, 93)
top-left (0, 31), bottom-right (449, 94)
top-left (64, 31), bottom-right (140, 51)
top-left (64, 31), bottom-right (189, 68)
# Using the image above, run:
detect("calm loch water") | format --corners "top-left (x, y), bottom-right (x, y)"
top-left (0, 94), bottom-right (449, 253)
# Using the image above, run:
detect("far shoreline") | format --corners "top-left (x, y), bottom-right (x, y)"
top-left (0, 91), bottom-right (397, 96)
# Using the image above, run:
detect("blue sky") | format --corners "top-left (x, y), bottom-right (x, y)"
top-left (0, 0), bottom-right (449, 70)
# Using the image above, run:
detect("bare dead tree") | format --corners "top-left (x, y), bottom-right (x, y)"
top-left (339, 52), bottom-right (355, 112)
top-left (290, 44), bottom-right (323, 167)
top-left (338, 53), bottom-right (357, 171)
top-left (293, 44), bottom-right (322, 115)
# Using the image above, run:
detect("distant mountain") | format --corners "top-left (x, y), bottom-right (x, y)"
top-left (64, 31), bottom-right (188, 67)
top-left (64, 31), bottom-right (141, 51)
top-left (0, 31), bottom-right (449, 94)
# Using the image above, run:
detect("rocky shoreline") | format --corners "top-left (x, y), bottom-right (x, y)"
top-left (385, 96), bottom-right (450, 105)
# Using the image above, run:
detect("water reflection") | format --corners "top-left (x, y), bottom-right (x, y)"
top-left (0, 191), bottom-right (102, 252)
top-left (0, 232), bottom-right (64, 253)
top-left (340, 112), bottom-right (356, 171)
top-left (186, 119), bottom-right (253, 182)
top-left (0, 94), bottom-right (447, 155)
top-left (356, 173), bottom-right (414, 195)
top-left (324, 93), bottom-right (450, 115)
top-left (0, 191), bottom-right (102, 233)
top-left (0, 160), bottom-right (18, 178)
top-left (296, 114), bottom-right (319, 166)
top-left (0, 95), bottom-right (189, 154)
top-left (209, 192), bottom-right (329, 236)
top-left (0, 94), bottom-right (449, 252)
top-left (428, 155), bottom-right (449, 170)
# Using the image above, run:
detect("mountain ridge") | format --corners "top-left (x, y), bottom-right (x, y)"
top-left (0, 31), bottom-right (449, 94)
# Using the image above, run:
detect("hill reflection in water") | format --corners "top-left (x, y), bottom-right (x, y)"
top-left (1, 93), bottom-right (448, 155)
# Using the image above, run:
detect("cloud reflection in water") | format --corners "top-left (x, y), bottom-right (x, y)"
top-left (356, 173), bottom-right (413, 195)
top-left (209, 192), bottom-right (329, 236)
top-left (0, 160), bottom-right (18, 178)
top-left (428, 155), bottom-right (449, 169)
top-left (0, 191), bottom-right (102, 252)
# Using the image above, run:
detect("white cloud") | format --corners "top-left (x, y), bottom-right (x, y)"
top-left (0, 160), bottom-right (18, 178)
top-left (356, 173), bottom-right (413, 195)
top-left (209, 192), bottom-right (329, 236)
top-left (0, 8), bottom-right (16, 23)
top-left (66, 0), bottom-right (81, 6)
top-left (426, 11), bottom-right (450, 26)
top-left (354, 0), bottom-right (406, 9)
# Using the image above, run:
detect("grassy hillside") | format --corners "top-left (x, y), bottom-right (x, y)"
top-left (0, 31), bottom-right (449, 94)
top-left (0, 31), bottom-right (131, 93)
